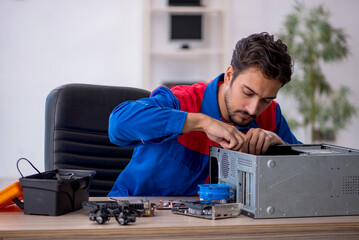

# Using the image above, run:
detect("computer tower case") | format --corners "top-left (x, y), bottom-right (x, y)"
top-left (209, 144), bottom-right (359, 218)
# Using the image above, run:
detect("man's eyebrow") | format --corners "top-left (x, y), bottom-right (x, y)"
top-left (243, 84), bottom-right (277, 99)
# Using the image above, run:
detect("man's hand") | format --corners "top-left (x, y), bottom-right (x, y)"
top-left (182, 113), bottom-right (248, 151)
top-left (203, 118), bottom-right (248, 152)
top-left (182, 113), bottom-right (284, 154)
top-left (245, 128), bottom-right (285, 155)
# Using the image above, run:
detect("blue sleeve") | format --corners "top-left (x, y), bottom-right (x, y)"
top-left (275, 104), bottom-right (303, 144)
top-left (108, 86), bottom-right (188, 148)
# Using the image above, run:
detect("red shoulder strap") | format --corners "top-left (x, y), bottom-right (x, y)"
top-left (171, 82), bottom-right (208, 113)
top-left (173, 85), bottom-right (277, 154)
top-left (172, 82), bottom-right (218, 155)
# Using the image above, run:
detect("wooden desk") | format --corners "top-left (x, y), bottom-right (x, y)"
top-left (1, 197), bottom-right (359, 240)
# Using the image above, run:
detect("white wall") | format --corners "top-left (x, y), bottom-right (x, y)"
top-left (1, 0), bottom-right (359, 179)
top-left (230, 0), bottom-right (359, 147)
top-left (0, 0), bottom-right (143, 178)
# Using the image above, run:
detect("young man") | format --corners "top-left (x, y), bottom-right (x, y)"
top-left (108, 32), bottom-right (302, 197)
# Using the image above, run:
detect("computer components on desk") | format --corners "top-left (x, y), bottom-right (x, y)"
top-left (171, 183), bottom-right (243, 220)
top-left (171, 201), bottom-right (242, 220)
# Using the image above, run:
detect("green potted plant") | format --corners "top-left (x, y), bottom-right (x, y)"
top-left (279, 2), bottom-right (356, 142)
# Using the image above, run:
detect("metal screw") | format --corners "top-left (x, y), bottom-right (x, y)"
top-left (266, 206), bottom-right (275, 215)
top-left (267, 160), bottom-right (276, 168)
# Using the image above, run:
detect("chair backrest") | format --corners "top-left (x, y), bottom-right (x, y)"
top-left (44, 84), bottom-right (150, 196)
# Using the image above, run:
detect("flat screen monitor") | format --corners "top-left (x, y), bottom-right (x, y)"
top-left (170, 14), bottom-right (202, 40)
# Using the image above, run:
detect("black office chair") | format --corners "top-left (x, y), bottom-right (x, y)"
top-left (44, 84), bottom-right (150, 196)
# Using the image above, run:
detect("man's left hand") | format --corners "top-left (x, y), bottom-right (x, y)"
top-left (243, 128), bottom-right (285, 155)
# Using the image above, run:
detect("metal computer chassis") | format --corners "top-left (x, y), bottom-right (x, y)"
top-left (209, 144), bottom-right (359, 218)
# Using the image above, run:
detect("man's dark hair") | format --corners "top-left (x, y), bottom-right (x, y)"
top-left (230, 32), bottom-right (293, 86)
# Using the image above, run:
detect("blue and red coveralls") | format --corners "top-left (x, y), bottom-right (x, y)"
top-left (107, 73), bottom-right (302, 196)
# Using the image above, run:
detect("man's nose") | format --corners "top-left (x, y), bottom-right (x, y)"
top-left (246, 99), bottom-right (259, 116)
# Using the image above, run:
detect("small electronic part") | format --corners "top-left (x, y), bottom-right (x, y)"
top-left (82, 200), bottom-right (155, 225)
top-left (171, 201), bottom-right (242, 220)
top-left (171, 184), bottom-right (242, 220)
top-left (154, 200), bottom-right (187, 210)
top-left (128, 200), bottom-right (156, 217)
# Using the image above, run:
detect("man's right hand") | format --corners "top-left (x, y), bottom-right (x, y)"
top-left (182, 113), bottom-right (248, 152)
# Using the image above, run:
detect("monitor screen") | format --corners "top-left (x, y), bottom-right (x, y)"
top-left (170, 15), bottom-right (202, 40)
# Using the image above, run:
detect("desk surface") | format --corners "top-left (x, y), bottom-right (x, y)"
top-left (1, 197), bottom-right (359, 240)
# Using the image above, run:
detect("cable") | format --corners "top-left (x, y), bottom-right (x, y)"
top-left (16, 158), bottom-right (44, 178)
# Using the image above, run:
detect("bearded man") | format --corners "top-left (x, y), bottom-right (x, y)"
top-left (108, 32), bottom-right (302, 197)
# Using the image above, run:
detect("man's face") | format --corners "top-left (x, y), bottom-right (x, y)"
top-left (224, 67), bottom-right (282, 126)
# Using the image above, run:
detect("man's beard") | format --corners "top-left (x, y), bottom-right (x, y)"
top-left (224, 89), bottom-right (256, 127)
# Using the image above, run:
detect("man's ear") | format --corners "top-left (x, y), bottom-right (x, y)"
top-left (224, 66), bottom-right (234, 85)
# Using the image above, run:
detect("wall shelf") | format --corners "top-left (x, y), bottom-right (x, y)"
top-left (151, 6), bottom-right (223, 14)
top-left (142, 0), bottom-right (230, 90)
top-left (150, 48), bottom-right (225, 56)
